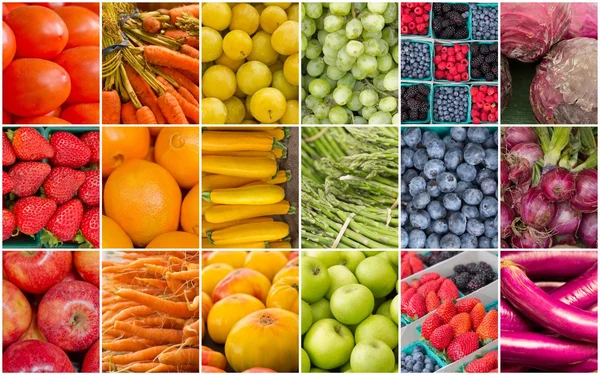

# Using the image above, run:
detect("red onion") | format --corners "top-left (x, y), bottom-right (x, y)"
top-left (571, 169), bottom-right (598, 213)
top-left (500, 160), bottom-right (509, 188)
top-left (520, 187), bottom-right (557, 229)
top-left (578, 213), bottom-right (598, 248)
top-left (501, 202), bottom-right (515, 238)
top-left (547, 201), bottom-right (581, 235)
top-left (508, 142), bottom-right (543, 167)
top-left (540, 167), bottom-right (576, 201)
top-left (504, 127), bottom-right (539, 150)
top-left (512, 227), bottom-right (552, 248)
top-left (505, 187), bottom-right (524, 215)
top-left (507, 157), bottom-right (532, 189)
top-left (501, 239), bottom-right (510, 248)
top-left (553, 234), bottom-right (577, 247)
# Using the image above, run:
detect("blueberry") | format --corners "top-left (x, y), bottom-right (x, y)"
top-left (431, 219), bottom-right (449, 234)
top-left (401, 228), bottom-right (408, 248)
top-left (426, 234), bottom-right (441, 249)
top-left (401, 180), bottom-right (408, 195)
top-left (412, 363), bottom-right (423, 372)
top-left (437, 172), bottom-right (457, 192)
top-left (405, 355), bottom-right (412, 362)
top-left (424, 159), bottom-right (445, 179)
top-left (483, 134), bottom-right (497, 149)
top-left (413, 149), bottom-right (429, 171)
top-left (413, 191), bottom-right (431, 209)
top-left (491, 234), bottom-right (498, 248)
top-left (457, 163), bottom-right (477, 182)
top-left (401, 209), bottom-right (408, 226)
top-left (440, 233), bottom-right (461, 248)
top-left (478, 236), bottom-right (492, 249)
top-left (402, 149), bottom-right (415, 168)
top-left (454, 181), bottom-right (473, 196)
top-left (484, 148), bottom-right (499, 170)
top-left (480, 178), bottom-right (497, 195)
top-left (448, 212), bottom-right (467, 235)
top-left (443, 193), bottom-right (462, 211)
top-left (427, 200), bottom-right (447, 220)
top-left (427, 180), bottom-right (441, 198)
top-left (484, 218), bottom-right (497, 238)
top-left (461, 205), bottom-right (479, 219)
top-left (421, 131), bottom-right (440, 148)
top-left (409, 229), bottom-right (426, 248)
top-left (450, 127), bottom-right (467, 142)
top-left (467, 219), bottom-right (486, 236)
top-left (480, 196), bottom-right (498, 218)
top-left (460, 233), bottom-right (478, 248)
top-left (409, 176), bottom-right (427, 196)
top-left (463, 143), bottom-right (485, 165)
top-left (410, 210), bottom-right (431, 229)
top-left (443, 135), bottom-right (464, 150)
top-left (467, 127), bottom-right (490, 143)
top-left (403, 127), bottom-right (421, 147)
top-left (444, 149), bottom-right (463, 171)
top-left (476, 168), bottom-right (496, 185)
top-left (403, 168), bottom-right (419, 183)
top-left (463, 188), bottom-right (484, 205)
top-left (426, 139), bottom-right (446, 159)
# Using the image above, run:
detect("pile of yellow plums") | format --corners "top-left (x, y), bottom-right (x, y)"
top-left (202, 2), bottom-right (299, 124)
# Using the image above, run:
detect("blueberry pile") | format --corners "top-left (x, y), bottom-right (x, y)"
top-left (401, 345), bottom-right (441, 373)
top-left (401, 41), bottom-right (432, 80)
top-left (432, 3), bottom-right (470, 39)
top-left (470, 43), bottom-right (499, 81)
top-left (448, 261), bottom-right (497, 294)
top-left (401, 127), bottom-right (499, 249)
top-left (418, 251), bottom-right (458, 267)
top-left (470, 4), bottom-right (498, 40)
top-left (433, 86), bottom-right (469, 122)
top-left (401, 84), bottom-right (430, 123)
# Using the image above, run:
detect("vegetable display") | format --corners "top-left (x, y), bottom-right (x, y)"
top-left (2, 251), bottom-right (100, 372)
top-left (202, 250), bottom-right (299, 373)
top-left (102, 251), bottom-right (199, 373)
top-left (102, 127), bottom-right (199, 249)
top-left (500, 251), bottom-right (598, 372)
top-left (202, 2), bottom-right (298, 124)
top-left (3, 3), bottom-right (99, 124)
top-left (102, 3), bottom-right (199, 124)
top-left (3, 127), bottom-right (100, 248)
top-left (564, 3), bottom-right (598, 40)
top-left (202, 127), bottom-right (297, 248)
top-left (301, 127), bottom-right (398, 249)
top-left (500, 127), bottom-right (598, 248)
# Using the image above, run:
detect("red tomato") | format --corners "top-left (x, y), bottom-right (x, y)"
top-left (2, 21), bottom-right (15, 70)
top-left (44, 107), bottom-right (62, 117)
top-left (53, 46), bottom-right (99, 104)
top-left (4, 3), bottom-right (26, 14)
top-left (68, 2), bottom-right (98, 14)
top-left (5, 5), bottom-right (68, 59)
top-left (61, 103), bottom-right (99, 124)
top-left (54, 6), bottom-right (99, 48)
top-left (3, 58), bottom-right (71, 117)
top-left (2, 109), bottom-right (11, 124)
top-left (35, 3), bottom-right (67, 10)
top-left (15, 116), bottom-right (70, 124)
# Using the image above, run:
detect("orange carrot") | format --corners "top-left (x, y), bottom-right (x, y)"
top-left (124, 64), bottom-right (166, 124)
top-left (183, 336), bottom-right (199, 346)
top-left (102, 306), bottom-right (153, 328)
top-left (132, 316), bottom-right (186, 329)
top-left (176, 67), bottom-right (199, 85)
top-left (157, 92), bottom-right (189, 124)
top-left (169, 4), bottom-right (199, 22)
top-left (121, 101), bottom-right (137, 124)
top-left (102, 338), bottom-right (160, 352)
top-left (159, 67), bottom-right (199, 98)
top-left (164, 29), bottom-right (190, 40)
top-left (183, 319), bottom-right (199, 337)
top-left (102, 90), bottom-right (121, 124)
top-left (186, 37), bottom-right (199, 49)
top-left (144, 45), bottom-right (199, 74)
top-left (177, 86), bottom-right (198, 106)
top-left (158, 348), bottom-right (199, 366)
top-left (107, 345), bottom-right (170, 364)
top-left (146, 364), bottom-right (200, 373)
top-left (113, 321), bottom-right (184, 343)
top-left (143, 16), bottom-right (161, 33)
top-left (180, 44), bottom-right (199, 59)
top-left (156, 76), bottom-right (198, 124)
top-left (115, 289), bottom-right (195, 318)
top-left (134, 277), bottom-right (168, 289)
top-left (136, 106), bottom-right (158, 124)
top-left (167, 270), bottom-right (199, 281)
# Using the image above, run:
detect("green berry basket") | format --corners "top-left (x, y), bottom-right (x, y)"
top-left (401, 3), bottom-right (433, 38)
top-left (468, 41), bottom-right (499, 82)
top-left (469, 83), bottom-right (499, 124)
top-left (431, 2), bottom-right (472, 41)
top-left (401, 82), bottom-right (433, 124)
top-left (401, 39), bottom-right (434, 82)
top-left (433, 42), bottom-right (471, 83)
top-left (401, 341), bottom-right (449, 370)
top-left (470, 3), bottom-right (499, 41)
top-left (431, 84), bottom-right (472, 124)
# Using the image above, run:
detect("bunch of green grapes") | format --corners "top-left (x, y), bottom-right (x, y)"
top-left (301, 3), bottom-right (399, 125)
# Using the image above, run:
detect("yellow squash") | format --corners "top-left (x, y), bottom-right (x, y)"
top-left (204, 184), bottom-right (285, 205)
top-left (202, 217), bottom-right (274, 237)
top-left (202, 238), bottom-right (267, 249)
top-left (207, 222), bottom-right (290, 245)
top-left (205, 200), bottom-right (293, 223)
top-left (202, 156), bottom-right (278, 179)
top-left (202, 131), bottom-right (286, 152)
top-left (202, 150), bottom-right (277, 159)
top-left (243, 170), bottom-right (290, 187)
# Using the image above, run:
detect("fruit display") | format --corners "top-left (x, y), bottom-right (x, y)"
top-left (301, 3), bottom-right (399, 125)
top-left (102, 250), bottom-right (199, 372)
top-left (3, 127), bottom-right (100, 248)
top-left (2, 250), bottom-right (100, 372)
top-left (301, 127), bottom-right (398, 249)
top-left (102, 3), bottom-right (199, 124)
top-left (202, 127), bottom-right (298, 248)
top-left (401, 251), bottom-right (499, 372)
top-left (401, 251), bottom-right (458, 279)
top-left (301, 251), bottom-right (398, 373)
top-left (401, 127), bottom-right (499, 249)
top-left (202, 2), bottom-right (298, 124)
top-left (500, 251), bottom-right (598, 372)
top-left (3, 3), bottom-right (100, 124)
top-left (202, 250), bottom-right (299, 372)
top-left (500, 127), bottom-right (597, 248)
top-left (401, 3), bottom-right (499, 124)
top-left (102, 126), bottom-right (199, 249)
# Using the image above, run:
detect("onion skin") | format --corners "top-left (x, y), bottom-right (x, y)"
top-left (501, 239), bottom-right (510, 248)
top-left (501, 261), bottom-right (597, 343)
top-left (578, 212), bottom-right (597, 248)
top-left (508, 142), bottom-right (543, 167)
top-left (511, 228), bottom-right (551, 249)
top-left (547, 201), bottom-right (581, 236)
top-left (520, 187), bottom-right (556, 229)
top-left (552, 234), bottom-right (577, 247)
top-left (500, 299), bottom-right (537, 332)
top-left (551, 263), bottom-right (598, 310)
top-left (502, 251), bottom-right (597, 280)
top-left (500, 202), bottom-right (514, 239)
top-left (500, 160), bottom-right (509, 188)
top-left (504, 127), bottom-right (539, 151)
top-left (571, 169), bottom-right (598, 213)
top-left (540, 167), bottom-right (576, 201)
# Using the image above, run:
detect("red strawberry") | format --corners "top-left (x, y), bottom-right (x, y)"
top-left (49, 132), bottom-right (91, 169)
top-left (429, 324), bottom-right (454, 350)
top-left (3, 171), bottom-right (13, 195)
top-left (41, 199), bottom-right (84, 245)
top-left (488, 369), bottom-right (498, 373)
top-left (425, 290), bottom-right (441, 312)
top-left (3, 209), bottom-right (16, 240)
top-left (409, 279), bottom-right (421, 289)
top-left (421, 313), bottom-right (443, 340)
top-left (447, 332), bottom-right (480, 362)
top-left (401, 260), bottom-right (412, 279)
top-left (80, 132), bottom-right (99, 163)
top-left (409, 256), bottom-right (425, 273)
top-left (401, 281), bottom-right (409, 293)
top-left (406, 293), bottom-right (426, 319)
top-left (436, 300), bottom-right (457, 324)
top-left (418, 279), bottom-right (442, 297)
top-left (449, 312), bottom-right (472, 336)
top-left (470, 302), bottom-right (486, 329)
top-left (465, 350), bottom-right (498, 373)
top-left (3, 132), bottom-right (16, 166)
top-left (420, 272), bottom-right (440, 283)
top-left (438, 279), bottom-right (460, 301)
top-left (43, 167), bottom-right (86, 204)
top-left (401, 288), bottom-right (418, 313)
top-left (9, 162), bottom-right (51, 197)
top-left (10, 128), bottom-right (54, 161)
top-left (78, 170), bottom-right (100, 206)
top-left (77, 207), bottom-right (99, 248)
top-left (476, 310), bottom-right (498, 342)
top-left (456, 298), bottom-right (481, 313)
top-left (13, 196), bottom-right (57, 235)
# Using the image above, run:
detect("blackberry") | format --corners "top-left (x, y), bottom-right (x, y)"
top-left (491, 66), bottom-right (498, 75)
top-left (485, 54), bottom-right (497, 64)
top-left (446, 11), bottom-right (462, 22)
top-left (476, 262), bottom-right (496, 282)
top-left (409, 110), bottom-right (419, 120)
top-left (453, 28), bottom-right (469, 39)
top-left (418, 112), bottom-right (427, 120)
top-left (406, 85), bottom-right (418, 98)
top-left (453, 264), bottom-right (467, 274)
top-left (418, 101), bottom-right (429, 113)
top-left (466, 274), bottom-right (486, 293)
top-left (471, 55), bottom-right (485, 68)
top-left (407, 98), bottom-right (418, 107)
top-left (454, 4), bottom-right (470, 12)
top-left (401, 111), bottom-right (409, 122)
top-left (441, 20), bottom-right (451, 28)
top-left (440, 26), bottom-right (455, 39)
top-left (479, 45), bottom-right (490, 55)
top-left (466, 262), bottom-right (478, 274)
top-left (417, 84), bottom-right (430, 96)
top-left (471, 68), bottom-right (482, 78)
top-left (489, 43), bottom-right (498, 52)
top-left (455, 272), bottom-right (471, 291)
top-left (415, 93), bottom-right (427, 102)
top-left (470, 43), bottom-right (480, 57)
top-left (432, 17), bottom-right (443, 32)
top-left (442, 4), bottom-right (451, 13)
top-left (433, 3), bottom-right (443, 14)
top-left (481, 64), bottom-right (491, 73)
top-left (401, 98), bottom-right (407, 107)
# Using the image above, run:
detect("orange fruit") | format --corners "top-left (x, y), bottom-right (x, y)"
top-left (154, 127), bottom-right (199, 189)
top-left (243, 251), bottom-right (288, 281)
top-left (104, 159), bottom-right (181, 247)
top-left (146, 231), bottom-right (199, 249)
top-left (202, 263), bottom-right (235, 296)
top-left (102, 127), bottom-right (150, 178)
top-left (145, 146), bottom-right (155, 163)
top-left (102, 215), bottom-right (133, 248)
top-left (149, 126), bottom-right (163, 136)
top-left (181, 184), bottom-right (199, 235)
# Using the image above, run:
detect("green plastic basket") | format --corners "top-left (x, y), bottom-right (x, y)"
top-left (401, 341), bottom-right (449, 369)
top-left (431, 84), bottom-right (472, 124)
top-left (401, 82), bottom-right (433, 124)
top-left (401, 39), bottom-right (434, 82)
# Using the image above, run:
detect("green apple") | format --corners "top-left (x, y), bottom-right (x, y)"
top-left (304, 319), bottom-right (355, 370)
top-left (302, 256), bottom-right (331, 303)
top-left (373, 297), bottom-right (386, 312)
top-left (339, 361), bottom-right (352, 372)
top-left (326, 265), bottom-right (358, 299)
top-left (386, 251), bottom-right (398, 267)
top-left (310, 369), bottom-right (329, 373)
top-left (301, 348), bottom-right (311, 373)
top-left (375, 300), bottom-right (392, 320)
top-left (338, 251), bottom-right (365, 273)
top-left (302, 300), bottom-right (313, 334)
top-left (355, 256), bottom-right (396, 298)
top-left (310, 298), bottom-right (334, 322)
top-left (396, 280), bottom-right (399, 293)
top-left (390, 295), bottom-right (398, 324)
top-left (363, 251), bottom-right (382, 257)
top-left (350, 339), bottom-right (395, 373)
top-left (305, 251), bottom-right (341, 268)
top-left (355, 314), bottom-right (398, 349)
top-left (330, 283), bottom-right (374, 325)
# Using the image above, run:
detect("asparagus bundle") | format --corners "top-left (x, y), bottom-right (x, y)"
top-left (301, 127), bottom-right (399, 249)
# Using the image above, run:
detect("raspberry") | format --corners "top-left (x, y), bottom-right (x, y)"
top-left (414, 6), bottom-right (423, 15)
top-left (447, 47), bottom-right (455, 55)
top-left (449, 67), bottom-right (458, 75)
top-left (447, 55), bottom-right (456, 63)
top-left (470, 87), bottom-right (479, 95)
top-left (439, 61), bottom-right (447, 70)
top-left (434, 55), bottom-right (442, 64)
top-left (461, 72), bottom-right (469, 81)
top-left (457, 64), bottom-right (466, 73)
top-left (435, 70), bottom-right (445, 79)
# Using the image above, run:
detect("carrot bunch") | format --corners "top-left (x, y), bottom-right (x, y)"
top-left (102, 251), bottom-right (199, 373)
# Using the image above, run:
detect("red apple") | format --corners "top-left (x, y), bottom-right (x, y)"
top-left (73, 251), bottom-right (99, 287)
top-left (18, 310), bottom-right (46, 342)
top-left (61, 268), bottom-right (82, 283)
top-left (243, 368), bottom-right (277, 373)
top-left (2, 340), bottom-right (74, 372)
top-left (37, 280), bottom-right (99, 352)
top-left (2, 280), bottom-right (32, 347)
top-left (81, 339), bottom-right (99, 372)
top-left (3, 251), bottom-right (72, 294)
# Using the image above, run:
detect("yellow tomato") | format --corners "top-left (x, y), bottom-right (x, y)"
top-left (202, 27), bottom-right (222, 62)
top-left (244, 251), bottom-right (288, 280)
top-left (203, 65), bottom-right (237, 101)
top-left (286, 4), bottom-right (299, 21)
top-left (225, 308), bottom-right (299, 372)
top-left (202, 263), bottom-right (235, 296)
top-left (223, 96), bottom-right (246, 124)
top-left (268, 3), bottom-right (291, 10)
top-left (236, 61), bottom-right (272, 96)
top-left (280, 100), bottom-right (299, 124)
top-left (266, 276), bottom-right (298, 314)
top-left (247, 31), bottom-right (279, 66)
top-left (202, 292), bottom-right (213, 322)
top-left (215, 53), bottom-right (246, 73)
top-left (250, 87), bottom-right (286, 123)
top-left (271, 21), bottom-right (298, 55)
top-left (207, 294), bottom-right (265, 344)
top-left (273, 266), bottom-right (298, 283)
top-left (212, 268), bottom-right (271, 303)
top-left (206, 251), bottom-right (248, 268)
top-left (272, 70), bottom-right (298, 100)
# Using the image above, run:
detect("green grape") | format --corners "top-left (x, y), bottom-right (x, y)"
top-left (303, 75), bottom-right (315, 91)
top-left (308, 78), bottom-right (331, 99)
top-left (369, 111), bottom-right (392, 124)
top-left (346, 40), bottom-right (364, 57)
top-left (373, 74), bottom-right (386, 91)
top-left (357, 54), bottom-right (378, 74)
top-left (353, 116), bottom-right (368, 124)
top-left (361, 13), bottom-right (385, 32)
top-left (351, 64), bottom-right (368, 80)
top-left (367, 3), bottom-right (388, 14)
top-left (366, 68), bottom-right (379, 79)
top-left (307, 58), bottom-right (325, 77)
top-left (329, 105), bottom-right (348, 124)
top-left (329, 3), bottom-right (352, 16)
top-left (324, 30), bottom-right (348, 50)
top-left (319, 73), bottom-right (337, 89)
top-left (305, 40), bottom-right (323, 60)
top-left (313, 101), bottom-right (331, 119)
top-left (302, 18), bottom-right (317, 37)
top-left (383, 68), bottom-right (398, 91)
top-left (301, 88), bottom-right (306, 101)
top-left (362, 30), bottom-right (382, 40)
top-left (378, 97), bottom-right (397, 112)
top-left (377, 54), bottom-right (393, 72)
top-left (324, 15), bottom-right (345, 32)
top-left (336, 59), bottom-right (354, 72)
top-left (361, 105), bottom-right (377, 119)
top-left (346, 92), bottom-right (363, 111)
top-left (392, 113), bottom-right (399, 124)
top-left (359, 89), bottom-right (378, 107)
top-left (322, 45), bottom-right (339, 58)
top-left (337, 72), bottom-right (356, 88)
top-left (345, 18), bottom-right (363, 40)
top-left (391, 45), bottom-right (399, 64)
top-left (320, 119), bottom-right (332, 124)
top-left (332, 85), bottom-right (352, 105)
top-left (382, 3), bottom-right (398, 24)
top-left (353, 3), bottom-right (366, 12)
top-left (301, 34), bottom-right (308, 52)
top-left (315, 15), bottom-right (325, 29)
top-left (302, 114), bottom-right (319, 124)
top-left (323, 55), bottom-right (337, 66)
top-left (301, 3), bottom-right (306, 17)
top-left (317, 30), bottom-right (328, 46)
top-left (327, 65), bottom-right (345, 80)
top-left (304, 95), bottom-right (319, 110)
top-left (305, 3), bottom-right (323, 18)
top-left (337, 47), bottom-right (356, 65)
top-left (364, 39), bottom-right (381, 56)
top-left (377, 40), bottom-right (389, 57)
top-left (382, 27), bottom-right (398, 48)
